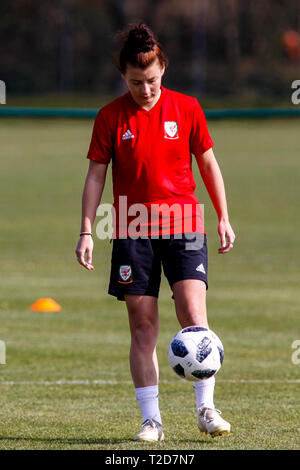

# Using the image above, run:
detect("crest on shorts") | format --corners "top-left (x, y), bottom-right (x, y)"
top-left (118, 265), bottom-right (133, 283)
top-left (164, 121), bottom-right (179, 139)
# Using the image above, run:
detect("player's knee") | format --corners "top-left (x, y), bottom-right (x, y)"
top-left (178, 307), bottom-right (208, 329)
top-left (131, 320), bottom-right (158, 351)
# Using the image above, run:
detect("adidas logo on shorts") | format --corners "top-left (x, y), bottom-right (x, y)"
top-left (196, 263), bottom-right (206, 274)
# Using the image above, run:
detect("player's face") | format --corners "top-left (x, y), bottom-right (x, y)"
top-left (122, 58), bottom-right (165, 110)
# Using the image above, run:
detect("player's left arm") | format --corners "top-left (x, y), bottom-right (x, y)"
top-left (195, 148), bottom-right (236, 254)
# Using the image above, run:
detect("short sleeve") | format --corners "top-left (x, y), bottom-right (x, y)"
top-left (86, 110), bottom-right (113, 164)
top-left (190, 99), bottom-right (214, 158)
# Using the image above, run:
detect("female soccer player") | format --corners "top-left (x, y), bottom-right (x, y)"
top-left (75, 24), bottom-right (235, 441)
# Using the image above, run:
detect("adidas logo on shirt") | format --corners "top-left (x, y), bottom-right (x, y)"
top-left (196, 263), bottom-right (206, 274)
top-left (122, 129), bottom-right (135, 140)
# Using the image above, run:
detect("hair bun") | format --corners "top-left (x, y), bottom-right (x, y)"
top-left (126, 24), bottom-right (156, 52)
top-left (115, 23), bottom-right (168, 73)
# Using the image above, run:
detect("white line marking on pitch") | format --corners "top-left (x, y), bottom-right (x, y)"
top-left (0, 379), bottom-right (299, 386)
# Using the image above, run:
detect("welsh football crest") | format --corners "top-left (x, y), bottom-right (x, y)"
top-left (118, 265), bottom-right (133, 283)
top-left (164, 121), bottom-right (179, 139)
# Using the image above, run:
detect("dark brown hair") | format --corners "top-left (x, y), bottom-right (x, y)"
top-left (115, 23), bottom-right (168, 74)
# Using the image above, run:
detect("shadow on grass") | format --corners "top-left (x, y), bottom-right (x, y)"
top-left (0, 435), bottom-right (210, 447)
top-left (0, 436), bottom-right (129, 445)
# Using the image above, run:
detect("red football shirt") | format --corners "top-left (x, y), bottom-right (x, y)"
top-left (87, 86), bottom-right (213, 237)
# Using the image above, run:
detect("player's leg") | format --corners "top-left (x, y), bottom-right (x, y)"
top-left (108, 238), bottom-right (164, 441)
top-left (125, 294), bottom-right (164, 441)
top-left (172, 278), bottom-right (230, 437)
top-left (172, 278), bottom-right (215, 404)
top-left (163, 234), bottom-right (230, 437)
top-left (125, 294), bottom-right (159, 388)
top-left (162, 234), bottom-right (209, 329)
top-left (172, 278), bottom-right (208, 328)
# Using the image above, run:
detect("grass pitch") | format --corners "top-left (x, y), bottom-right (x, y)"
top-left (0, 116), bottom-right (299, 450)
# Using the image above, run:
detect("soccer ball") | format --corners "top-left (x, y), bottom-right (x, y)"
top-left (168, 326), bottom-right (224, 381)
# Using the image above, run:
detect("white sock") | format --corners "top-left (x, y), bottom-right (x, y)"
top-left (193, 376), bottom-right (215, 410)
top-left (135, 385), bottom-right (162, 424)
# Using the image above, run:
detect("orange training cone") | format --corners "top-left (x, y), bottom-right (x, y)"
top-left (30, 298), bottom-right (62, 312)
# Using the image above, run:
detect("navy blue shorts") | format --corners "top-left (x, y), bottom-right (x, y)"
top-left (108, 233), bottom-right (208, 301)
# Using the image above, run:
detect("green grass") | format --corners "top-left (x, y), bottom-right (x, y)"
top-left (0, 116), bottom-right (300, 450)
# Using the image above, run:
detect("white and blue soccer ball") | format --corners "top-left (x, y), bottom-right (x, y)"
top-left (168, 326), bottom-right (224, 381)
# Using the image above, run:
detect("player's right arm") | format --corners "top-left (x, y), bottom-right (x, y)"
top-left (75, 160), bottom-right (108, 270)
